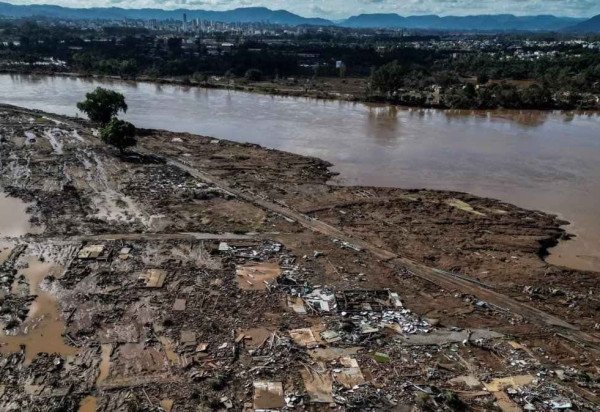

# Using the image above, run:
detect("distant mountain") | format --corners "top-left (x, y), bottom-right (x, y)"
top-left (0, 2), bottom-right (590, 32)
top-left (0, 2), bottom-right (333, 26)
top-left (341, 14), bottom-right (406, 29)
top-left (566, 14), bottom-right (600, 32)
top-left (341, 13), bottom-right (584, 31)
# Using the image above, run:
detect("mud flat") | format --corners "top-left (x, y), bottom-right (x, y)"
top-left (0, 105), bottom-right (599, 411)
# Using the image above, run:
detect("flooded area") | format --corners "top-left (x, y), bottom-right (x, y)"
top-left (78, 396), bottom-right (98, 412)
top-left (0, 104), bottom-right (598, 411)
top-left (97, 344), bottom-right (112, 384)
top-left (0, 193), bottom-right (36, 238)
top-left (0, 74), bottom-right (598, 272)
top-left (1, 258), bottom-right (77, 363)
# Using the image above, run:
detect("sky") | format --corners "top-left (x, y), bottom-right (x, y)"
top-left (7, 0), bottom-right (600, 19)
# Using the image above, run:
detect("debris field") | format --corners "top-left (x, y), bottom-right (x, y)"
top-left (0, 105), bottom-right (599, 411)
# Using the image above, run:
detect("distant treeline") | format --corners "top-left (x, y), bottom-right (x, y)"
top-left (1, 21), bottom-right (600, 109)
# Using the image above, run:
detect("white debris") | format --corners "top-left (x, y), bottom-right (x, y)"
top-left (43, 128), bottom-right (63, 154)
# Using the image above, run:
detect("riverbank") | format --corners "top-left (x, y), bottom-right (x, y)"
top-left (1, 104), bottom-right (599, 410)
top-left (6, 68), bottom-right (600, 111)
top-left (1, 68), bottom-right (367, 102)
top-left (2, 73), bottom-right (600, 274)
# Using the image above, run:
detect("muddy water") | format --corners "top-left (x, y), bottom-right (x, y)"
top-left (78, 396), bottom-right (98, 412)
top-left (0, 192), bottom-right (41, 282)
top-left (0, 258), bottom-right (77, 363)
top-left (97, 343), bottom-right (112, 383)
top-left (0, 193), bottom-right (36, 238)
top-left (0, 74), bottom-right (599, 272)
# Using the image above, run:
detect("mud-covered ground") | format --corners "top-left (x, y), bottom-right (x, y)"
top-left (0, 105), bottom-right (598, 411)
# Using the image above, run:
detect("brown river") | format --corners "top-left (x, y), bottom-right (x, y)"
top-left (0, 74), bottom-right (599, 272)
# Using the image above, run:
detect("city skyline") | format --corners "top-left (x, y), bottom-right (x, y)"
top-left (3, 0), bottom-right (600, 19)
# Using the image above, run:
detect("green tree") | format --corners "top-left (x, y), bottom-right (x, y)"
top-left (77, 87), bottom-right (128, 125)
top-left (520, 84), bottom-right (552, 108)
top-left (100, 118), bottom-right (137, 153)
top-left (119, 59), bottom-right (139, 78)
top-left (463, 83), bottom-right (477, 99)
top-left (371, 61), bottom-right (407, 96)
top-left (244, 68), bottom-right (263, 82)
top-left (166, 37), bottom-right (183, 57)
top-left (192, 71), bottom-right (209, 84)
top-left (72, 52), bottom-right (94, 72)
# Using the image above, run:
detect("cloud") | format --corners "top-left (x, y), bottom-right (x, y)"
top-left (6, 0), bottom-right (600, 18)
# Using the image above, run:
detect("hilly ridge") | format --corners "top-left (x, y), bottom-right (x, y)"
top-left (0, 1), bottom-right (596, 32)
top-left (340, 13), bottom-right (583, 31)
top-left (566, 14), bottom-right (600, 32)
top-left (0, 3), bottom-right (333, 26)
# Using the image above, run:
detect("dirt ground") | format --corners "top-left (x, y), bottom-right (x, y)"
top-left (141, 74), bottom-right (370, 101)
top-left (0, 104), bottom-right (599, 411)
top-left (222, 77), bottom-right (369, 100)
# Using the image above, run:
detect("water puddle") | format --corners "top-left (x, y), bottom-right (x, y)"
top-left (0, 193), bottom-right (40, 238)
top-left (0, 258), bottom-right (77, 363)
top-left (547, 221), bottom-right (600, 272)
top-left (78, 396), bottom-right (97, 412)
top-left (96, 343), bottom-right (112, 384)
